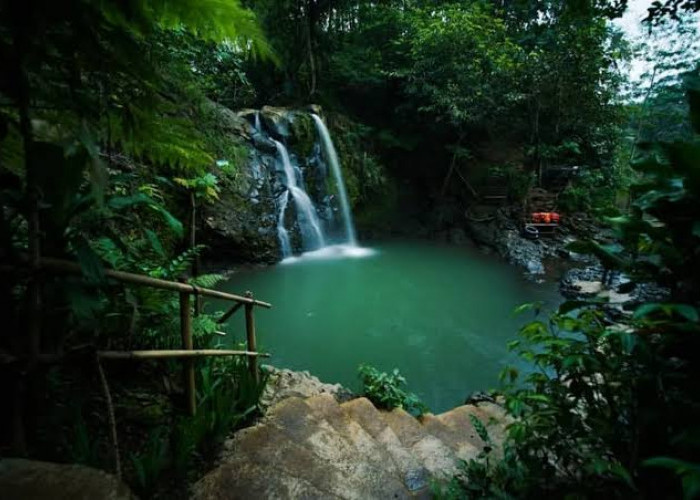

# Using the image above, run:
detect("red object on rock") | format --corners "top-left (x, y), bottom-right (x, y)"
top-left (531, 212), bottom-right (561, 223)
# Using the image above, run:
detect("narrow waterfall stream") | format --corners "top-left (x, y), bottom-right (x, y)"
top-left (275, 190), bottom-right (292, 257)
top-left (254, 111), bottom-right (261, 132)
top-left (311, 114), bottom-right (358, 247)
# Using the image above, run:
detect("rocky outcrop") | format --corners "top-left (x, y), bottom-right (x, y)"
top-left (560, 265), bottom-right (671, 315)
top-left (201, 105), bottom-right (337, 263)
top-left (261, 365), bottom-right (354, 409)
top-left (465, 206), bottom-right (571, 275)
top-left (193, 391), bottom-right (508, 499)
top-left (0, 459), bottom-right (135, 500)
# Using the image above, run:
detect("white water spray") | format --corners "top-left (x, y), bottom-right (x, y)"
top-left (276, 190), bottom-right (292, 257)
top-left (274, 140), bottom-right (325, 252)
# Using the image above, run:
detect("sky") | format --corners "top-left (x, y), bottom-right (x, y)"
top-left (614, 0), bottom-right (700, 84)
top-left (615, 0), bottom-right (652, 40)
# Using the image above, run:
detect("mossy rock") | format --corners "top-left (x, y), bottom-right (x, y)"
top-left (288, 112), bottom-right (316, 159)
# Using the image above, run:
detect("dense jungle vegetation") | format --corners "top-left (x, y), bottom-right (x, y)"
top-left (1, 0), bottom-right (700, 497)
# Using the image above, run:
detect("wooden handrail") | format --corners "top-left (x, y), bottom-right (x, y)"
top-left (179, 278), bottom-right (196, 415)
top-left (4, 255), bottom-right (271, 418)
top-left (98, 349), bottom-right (270, 360)
top-left (4, 257), bottom-right (272, 308)
top-left (244, 291), bottom-right (259, 383)
top-left (218, 302), bottom-right (244, 324)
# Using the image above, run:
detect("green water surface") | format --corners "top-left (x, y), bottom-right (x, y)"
top-left (216, 241), bottom-right (559, 412)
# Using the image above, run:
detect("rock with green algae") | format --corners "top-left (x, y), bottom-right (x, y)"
top-left (260, 365), bottom-right (354, 409)
top-left (0, 459), bottom-right (135, 500)
top-left (201, 103), bottom-right (389, 262)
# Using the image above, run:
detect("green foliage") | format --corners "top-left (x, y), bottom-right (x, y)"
top-left (489, 164), bottom-right (535, 204)
top-left (325, 113), bottom-right (387, 208)
top-left (358, 364), bottom-right (427, 416)
top-left (68, 411), bottom-right (101, 468)
top-left (0, 0), bottom-right (271, 472)
top-left (112, 356), bottom-right (267, 495)
top-left (626, 16), bottom-right (699, 145)
top-left (171, 356), bottom-right (268, 474)
top-left (405, 3), bottom-right (524, 130)
top-left (646, 0), bottom-right (700, 24)
top-left (130, 429), bottom-right (170, 496)
top-left (644, 457), bottom-right (700, 499)
top-left (248, 0), bottom-right (627, 207)
top-left (558, 167), bottom-right (629, 213)
top-left (450, 84), bottom-right (700, 498)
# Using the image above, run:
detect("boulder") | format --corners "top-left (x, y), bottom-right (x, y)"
top-left (204, 100), bottom-right (250, 138)
top-left (260, 106), bottom-right (293, 139)
top-left (0, 459), bottom-right (134, 500)
top-left (260, 365), bottom-right (354, 409)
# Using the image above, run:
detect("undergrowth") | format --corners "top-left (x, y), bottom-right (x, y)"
top-left (358, 364), bottom-right (428, 416)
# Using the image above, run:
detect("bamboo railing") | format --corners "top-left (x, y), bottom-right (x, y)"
top-left (4, 256), bottom-right (272, 416)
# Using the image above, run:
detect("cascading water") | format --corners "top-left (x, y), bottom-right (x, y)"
top-left (254, 111), bottom-right (261, 132)
top-left (276, 190), bottom-right (292, 258)
top-left (311, 114), bottom-right (357, 247)
top-left (274, 140), bottom-right (326, 253)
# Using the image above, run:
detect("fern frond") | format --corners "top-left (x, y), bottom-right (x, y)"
top-left (97, 0), bottom-right (274, 60)
top-left (106, 105), bottom-right (213, 173)
top-left (189, 273), bottom-right (226, 289)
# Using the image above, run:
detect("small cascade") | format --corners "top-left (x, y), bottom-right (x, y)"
top-left (311, 114), bottom-right (357, 247)
top-left (276, 190), bottom-right (292, 257)
top-left (241, 107), bottom-right (370, 262)
top-left (274, 140), bottom-right (326, 252)
top-left (254, 111), bottom-right (261, 132)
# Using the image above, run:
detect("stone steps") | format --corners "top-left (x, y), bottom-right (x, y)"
top-left (193, 393), bottom-right (508, 499)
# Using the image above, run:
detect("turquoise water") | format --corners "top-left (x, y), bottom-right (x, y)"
top-left (215, 241), bottom-right (559, 412)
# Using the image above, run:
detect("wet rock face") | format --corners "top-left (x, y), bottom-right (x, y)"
top-left (560, 265), bottom-right (671, 304)
top-left (0, 459), bottom-right (135, 500)
top-left (201, 106), bottom-right (330, 263)
top-left (260, 106), bottom-right (292, 139)
top-left (260, 365), bottom-right (354, 409)
top-left (465, 207), bottom-right (565, 275)
top-left (203, 143), bottom-right (281, 263)
top-left (193, 370), bottom-right (510, 500)
top-left (201, 103), bottom-right (383, 262)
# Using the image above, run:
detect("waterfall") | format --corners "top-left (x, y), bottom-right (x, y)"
top-left (254, 111), bottom-right (261, 132)
top-left (276, 190), bottom-right (292, 258)
top-left (311, 114), bottom-right (357, 246)
top-left (274, 140), bottom-right (326, 252)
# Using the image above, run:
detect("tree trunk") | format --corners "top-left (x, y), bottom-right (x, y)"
top-left (439, 133), bottom-right (466, 198)
top-left (306, 0), bottom-right (318, 96)
top-left (12, 7), bottom-right (39, 455)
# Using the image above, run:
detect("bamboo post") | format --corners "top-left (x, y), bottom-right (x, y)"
top-left (189, 191), bottom-right (202, 316)
top-left (244, 291), bottom-right (259, 383)
top-left (12, 257), bottom-right (272, 308)
top-left (98, 349), bottom-right (270, 360)
top-left (179, 278), bottom-right (196, 416)
top-left (217, 302), bottom-right (244, 324)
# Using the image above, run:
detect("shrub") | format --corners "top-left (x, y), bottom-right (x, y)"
top-left (448, 85), bottom-right (700, 498)
top-left (358, 364), bottom-right (428, 416)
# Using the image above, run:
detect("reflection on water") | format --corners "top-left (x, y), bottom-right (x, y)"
top-left (216, 241), bottom-right (560, 412)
